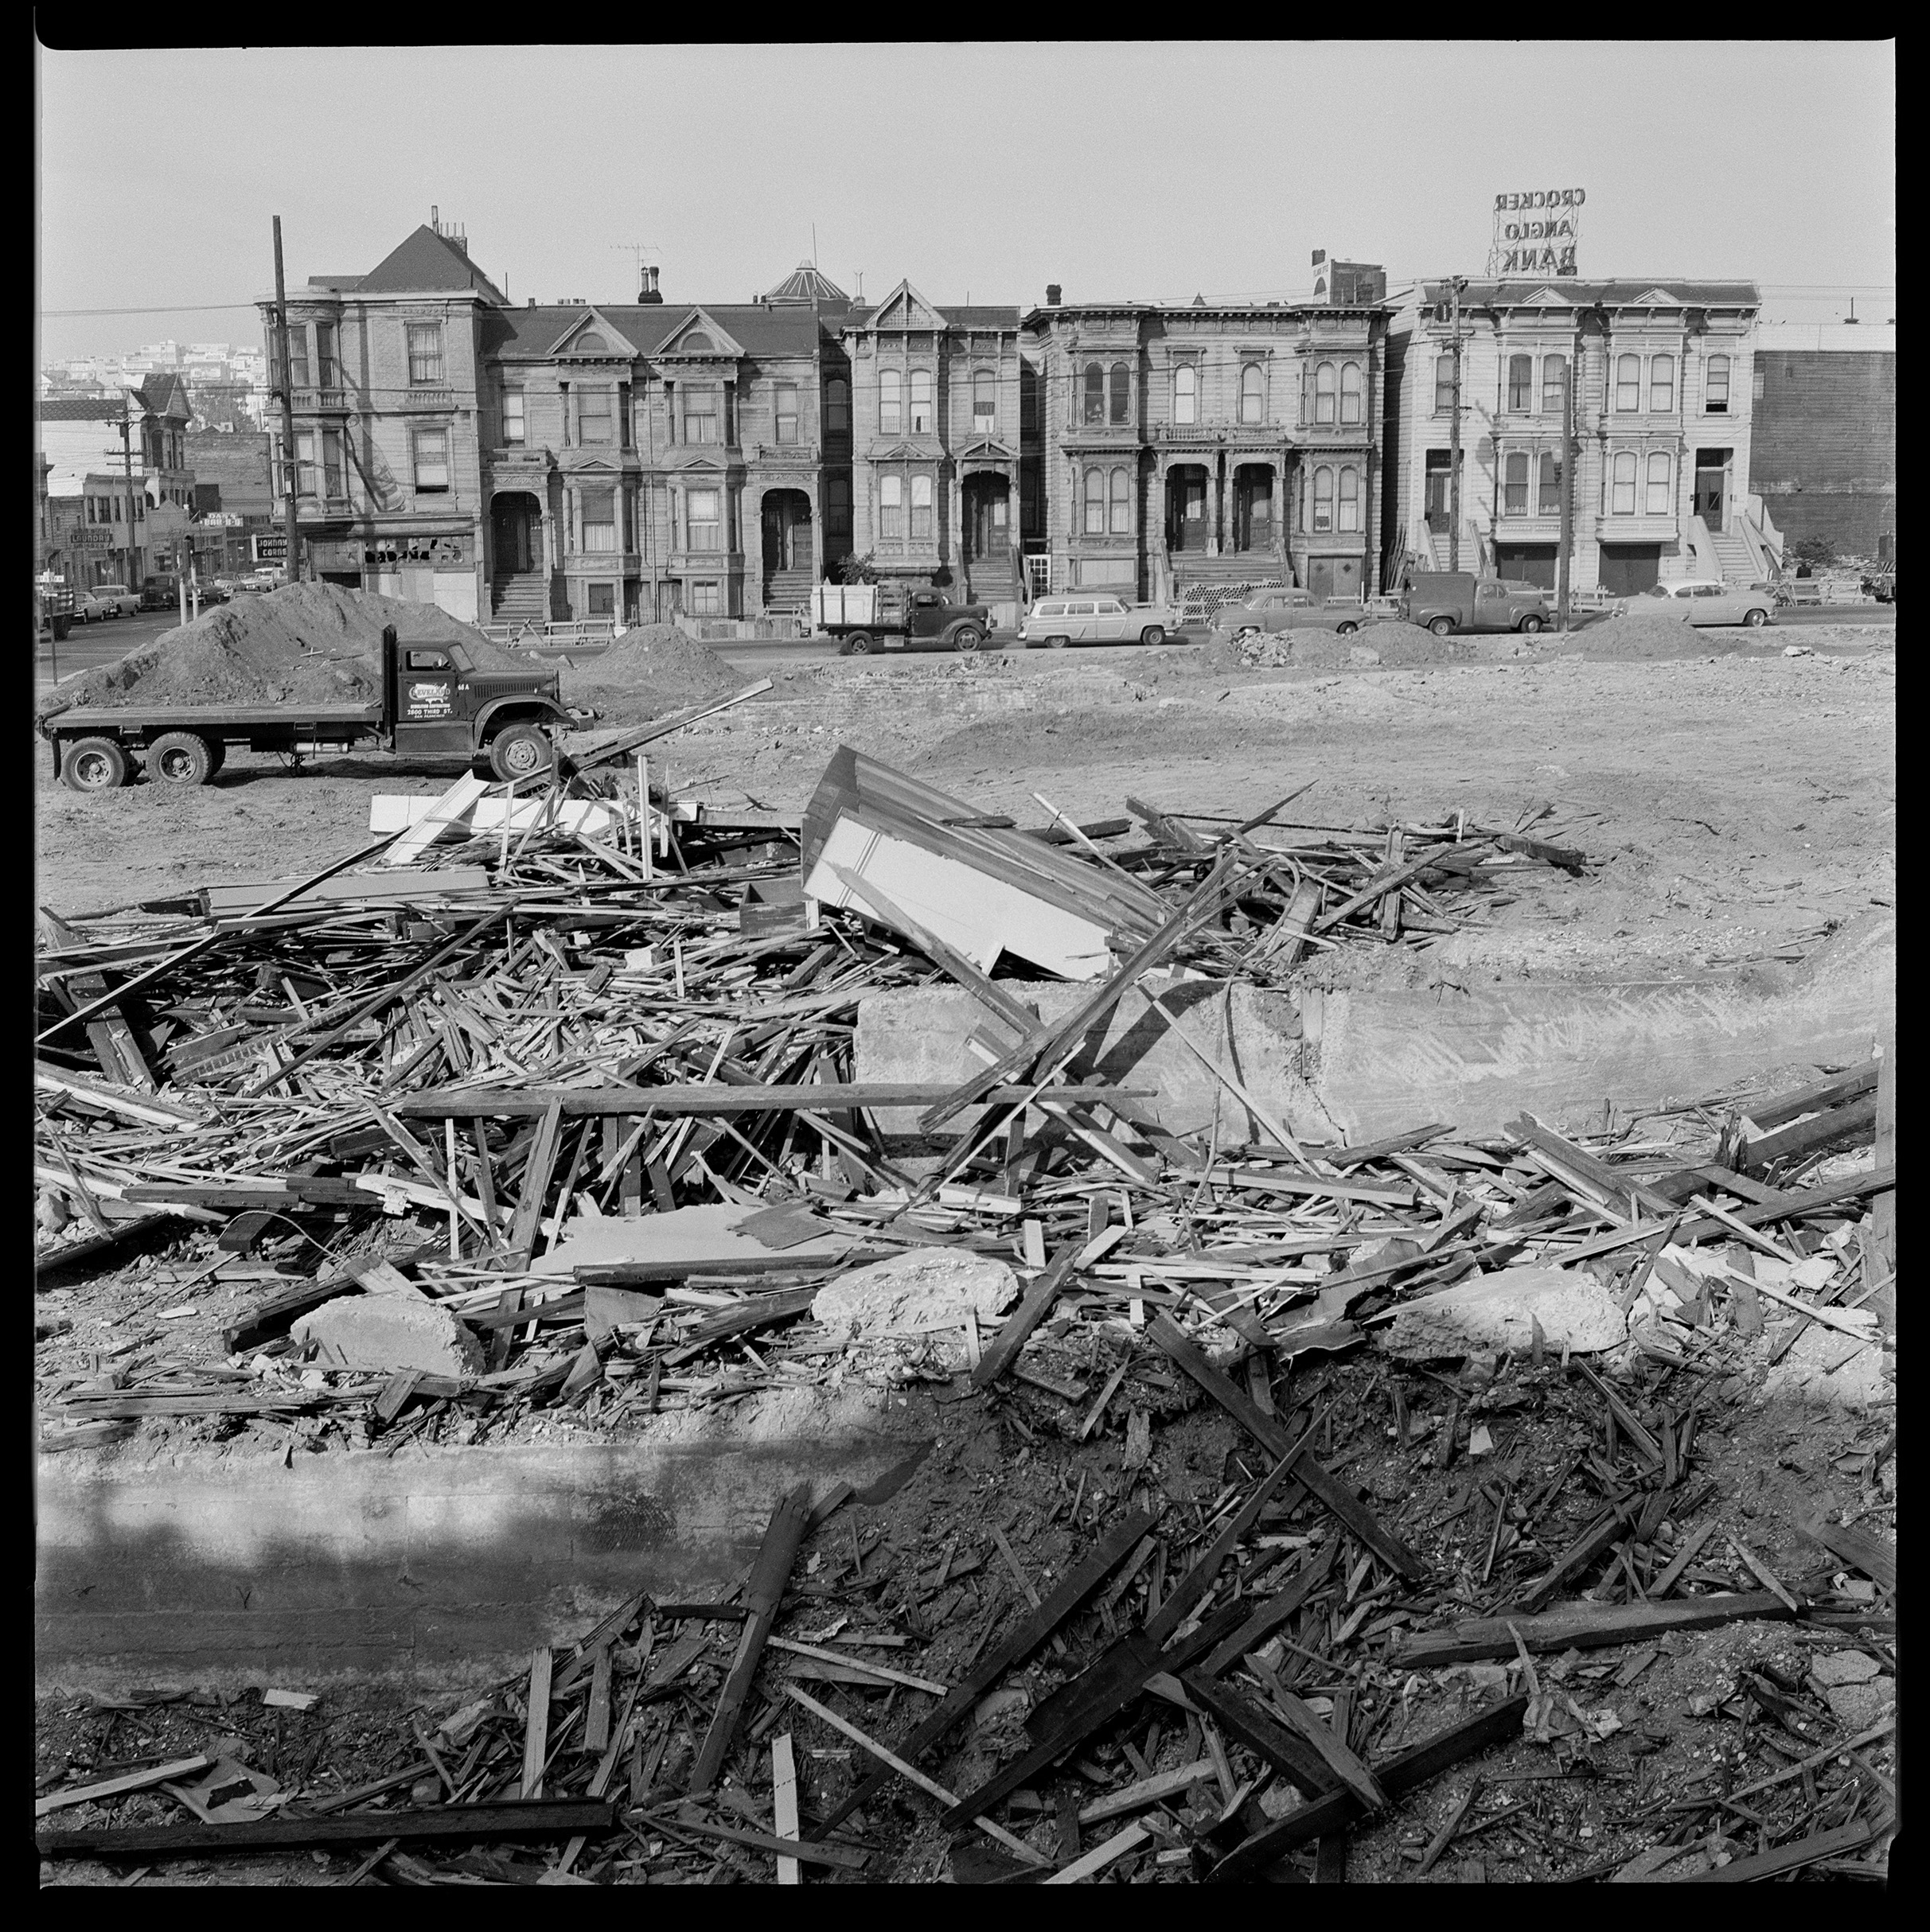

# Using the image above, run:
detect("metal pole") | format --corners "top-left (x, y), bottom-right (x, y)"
top-left (272, 216), bottom-right (301, 586)
top-left (1446, 279), bottom-right (1464, 575)
top-left (121, 404), bottom-right (142, 594)
top-left (1557, 359), bottom-right (1573, 630)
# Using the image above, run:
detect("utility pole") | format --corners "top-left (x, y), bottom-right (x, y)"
top-left (272, 216), bottom-right (301, 586)
top-left (1557, 356), bottom-right (1573, 630)
top-left (1446, 277), bottom-right (1467, 574)
top-left (119, 401), bottom-right (142, 594)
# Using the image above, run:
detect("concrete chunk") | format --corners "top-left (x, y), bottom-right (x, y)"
top-left (1375, 1265), bottom-right (1626, 1361)
top-left (812, 1248), bottom-right (1017, 1341)
top-left (291, 1294), bottom-right (485, 1377)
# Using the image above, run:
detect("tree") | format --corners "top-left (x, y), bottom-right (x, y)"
top-left (834, 552), bottom-right (879, 585)
top-left (1788, 534), bottom-right (1835, 572)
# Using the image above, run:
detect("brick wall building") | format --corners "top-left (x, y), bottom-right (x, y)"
top-left (1385, 279), bottom-right (1762, 595)
top-left (1748, 323), bottom-right (1895, 564)
top-left (1021, 284), bottom-right (1390, 605)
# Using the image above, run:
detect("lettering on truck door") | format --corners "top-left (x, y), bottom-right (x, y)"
top-left (394, 646), bottom-right (471, 751)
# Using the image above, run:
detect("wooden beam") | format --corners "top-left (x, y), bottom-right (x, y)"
top-left (393, 1081), bottom-right (1151, 1120)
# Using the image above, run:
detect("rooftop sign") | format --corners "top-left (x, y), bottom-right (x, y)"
top-left (1489, 189), bottom-right (1583, 276)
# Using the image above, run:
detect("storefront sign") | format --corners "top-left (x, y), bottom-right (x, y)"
top-left (253, 532), bottom-right (288, 563)
top-left (1489, 189), bottom-right (1584, 276)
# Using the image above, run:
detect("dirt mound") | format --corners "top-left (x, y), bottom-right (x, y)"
top-left (1218, 619), bottom-right (1484, 671)
top-left (37, 582), bottom-right (527, 721)
top-left (1572, 610), bottom-right (1749, 660)
top-left (559, 622), bottom-right (742, 724)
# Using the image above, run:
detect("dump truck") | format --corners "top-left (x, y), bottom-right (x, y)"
top-left (809, 582), bottom-right (991, 655)
top-left (40, 624), bottom-right (591, 793)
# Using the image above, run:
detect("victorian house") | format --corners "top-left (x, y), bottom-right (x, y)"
top-left (1020, 276), bottom-right (1391, 606)
top-left (1382, 279), bottom-right (1764, 595)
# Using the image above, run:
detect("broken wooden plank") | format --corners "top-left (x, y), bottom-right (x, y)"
top-left (688, 1482), bottom-right (813, 1794)
top-left (1207, 1696), bottom-right (1530, 1881)
top-left (771, 1733), bottom-right (801, 1887)
top-left (671, 1812), bottom-right (868, 1872)
top-left (36, 1755), bottom-right (212, 1818)
top-left (394, 1081), bottom-right (1151, 1119)
top-left (1662, 1816), bottom-right (1880, 1884)
top-left (37, 1798), bottom-right (620, 1860)
top-left (1795, 1514), bottom-right (1896, 1593)
top-left (1735, 1096), bottom-right (1877, 1174)
top-left (1179, 1673), bottom-right (1340, 1801)
top-left (1736, 1060), bottom-right (1881, 1132)
top-left (1199, 1536), bottom-right (1340, 1677)
top-left (1042, 1820), bottom-right (1149, 1883)
top-left (520, 1648), bottom-right (552, 1798)
top-left (973, 1246), bottom-right (1082, 1391)
top-left (1666, 1164), bottom-right (1893, 1245)
top-left (1077, 1759), bottom-right (1216, 1827)
top-left (1394, 1591), bottom-right (1799, 1668)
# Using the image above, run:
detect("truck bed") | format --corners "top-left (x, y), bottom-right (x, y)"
top-left (42, 700), bottom-right (384, 734)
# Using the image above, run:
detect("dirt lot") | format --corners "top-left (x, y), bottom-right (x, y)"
top-left (36, 629), bottom-right (1893, 992)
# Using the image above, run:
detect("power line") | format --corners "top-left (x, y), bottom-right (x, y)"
top-left (40, 302), bottom-right (263, 317)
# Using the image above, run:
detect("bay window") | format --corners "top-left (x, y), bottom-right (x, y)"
top-left (1542, 353), bottom-right (1567, 417)
top-left (909, 370), bottom-right (933, 433)
top-left (411, 427), bottom-right (449, 494)
top-left (879, 474), bottom-right (903, 539)
top-left (1337, 465), bottom-right (1359, 532)
top-left (1084, 363), bottom-right (1104, 426)
top-left (407, 322), bottom-right (443, 386)
top-left (1538, 451), bottom-right (1562, 516)
top-left (1507, 354), bottom-right (1533, 411)
top-left (683, 386), bottom-right (719, 444)
top-left (1705, 354), bottom-right (1730, 413)
top-left (579, 387), bottom-right (613, 444)
top-left (1109, 363), bottom-right (1129, 426)
top-left (582, 489), bottom-right (617, 552)
top-left (1611, 451), bottom-right (1636, 514)
top-left (1616, 353), bottom-right (1641, 411)
top-left (1311, 465), bottom-right (1334, 532)
top-left (686, 487), bottom-right (720, 551)
top-left (1109, 466), bottom-right (1130, 535)
top-left (1646, 451), bottom-right (1671, 515)
top-left (1503, 451), bottom-right (1529, 516)
top-left (1650, 354), bottom-right (1675, 413)
top-left (1339, 360), bottom-right (1363, 426)
top-left (879, 369), bottom-right (902, 434)
top-left (910, 473), bottom-right (932, 539)
top-left (1314, 360), bottom-right (1336, 425)
top-left (1083, 468), bottom-right (1104, 535)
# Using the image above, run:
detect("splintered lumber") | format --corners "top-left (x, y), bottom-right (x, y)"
top-left (1207, 1695), bottom-right (1530, 1881)
top-left (1199, 1536), bottom-right (1340, 1676)
top-left (1078, 1760), bottom-right (1218, 1827)
top-left (1146, 1312), bottom-right (1428, 1579)
top-left (1043, 1821), bottom-right (1149, 1883)
top-left (521, 1646), bottom-right (553, 1797)
top-left (1179, 1673), bottom-right (1340, 1800)
top-left (772, 1734), bottom-right (801, 1886)
top-left (1144, 1451), bottom-right (1306, 1644)
top-left (1735, 1096), bottom-right (1877, 1174)
top-left (1666, 1164), bottom-right (1894, 1245)
top-left (1518, 1498), bottom-right (1641, 1611)
top-left (814, 1506), bottom-right (1161, 1836)
top-left (1310, 839), bottom-right (1492, 934)
top-left (1395, 1591), bottom-right (1799, 1667)
top-left (393, 1082), bottom-right (1150, 1119)
top-left (672, 1813), bottom-right (868, 1872)
top-left (973, 1246), bottom-right (1082, 1390)
top-left (780, 1685), bottom-right (1051, 1868)
top-left (1795, 1515), bottom-right (1897, 1593)
top-left (1739, 1059), bottom-right (1881, 1132)
top-left (36, 1755), bottom-right (212, 1817)
top-left (1504, 1113), bottom-right (1680, 1219)
top-left (688, 1482), bottom-right (813, 1793)
top-left (36, 1798), bottom-right (621, 1859)
top-left (1663, 1817), bottom-right (1881, 1883)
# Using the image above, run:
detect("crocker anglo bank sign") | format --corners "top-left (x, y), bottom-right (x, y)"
top-left (1490, 189), bottom-right (1584, 275)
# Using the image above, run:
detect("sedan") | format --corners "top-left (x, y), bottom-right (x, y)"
top-left (1619, 579), bottom-right (1774, 627)
top-left (1019, 595), bottom-right (1176, 648)
top-left (1209, 586), bottom-right (1368, 640)
top-left (76, 586), bottom-right (138, 621)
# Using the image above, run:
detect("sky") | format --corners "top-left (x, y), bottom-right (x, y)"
top-left (36, 40), bottom-right (1896, 365)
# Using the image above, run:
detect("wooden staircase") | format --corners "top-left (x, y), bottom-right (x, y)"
top-left (1704, 527), bottom-right (1757, 584)
top-left (762, 567), bottom-right (815, 615)
top-left (491, 571), bottom-right (552, 624)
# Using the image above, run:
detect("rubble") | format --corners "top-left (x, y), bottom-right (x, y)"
top-left (33, 731), bottom-right (1897, 1886)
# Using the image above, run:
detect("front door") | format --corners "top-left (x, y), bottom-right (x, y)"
top-left (1694, 452), bottom-right (1728, 532)
top-left (965, 476), bottom-right (1011, 564)
top-left (1168, 470), bottom-right (1208, 551)
top-left (490, 497), bottom-right (533, 574)
top-left (1234, 470), bottom-right (1273, 551)
top-left (1425, 452), bottom-right (1454, 534)
top-left (762, 499), bottom-right (784, 575)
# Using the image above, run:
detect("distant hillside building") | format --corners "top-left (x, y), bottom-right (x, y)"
top-left (36, 376), bottom-right (196, 588)
top-left (1747, 322), bottom-right (1895, 565)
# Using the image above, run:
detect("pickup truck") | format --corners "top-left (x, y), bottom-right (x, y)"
top-left (40, 624), bottom-right (589, 793)
top-left (810, 582), bottom-right (991, 655)
top-left (1402, 572), bottom-right (1550, 636)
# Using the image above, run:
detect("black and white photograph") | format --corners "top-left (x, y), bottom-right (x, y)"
top-left (34, 38), bottom-right (1894, 1887)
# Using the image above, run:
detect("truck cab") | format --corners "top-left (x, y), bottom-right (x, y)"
top-left (812, 582), bottom-right (992, 655)
top-left (1402, 572), bottom-right (1550, 637)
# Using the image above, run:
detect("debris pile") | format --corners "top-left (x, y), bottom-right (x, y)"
top-left (558, 621), bottom-right (745, 725)
top-left (33, 732), bottom-right (1895, 1883)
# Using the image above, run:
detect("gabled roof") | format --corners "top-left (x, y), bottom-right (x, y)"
top-left (355, 225), bottom-right (507, 301)
top-left (1427, 278), bottom-right (1760, 309)
top-left (864, 281), bottom-right (949, 332)
top-left (547, 306), bottom-right (641, 359)
top-left (762, 260), bottom-right (848, 305)
top-left (653, 307), bottom-right (746, 359)
top-left (137, 372), bottom-right (191, 419)
top-left (485, 302), bottom-right (829, 363)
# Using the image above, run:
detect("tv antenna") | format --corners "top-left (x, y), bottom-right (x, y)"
top-left (611, 242), bottom-right (659, 292)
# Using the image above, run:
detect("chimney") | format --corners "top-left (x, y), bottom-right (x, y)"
top-left (640, 264), bottom-right (663, 305)
top-left (1045, 283), bottom-right (1062, 308)
top-left (431, 204), bottom-right (439, 234)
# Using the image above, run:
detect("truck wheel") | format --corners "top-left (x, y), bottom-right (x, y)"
top-left (1140, 625), bottom-right (1166, 647)
top-left (146, 731), bottom-right (216, 786)
top-left (1518, 613), bottom-right (1545, 634)
top-left (205, 738), bottom-right (227, 776)
top-left (951, 625), bottom-right (984, 653)
top-left (488, 723), bottom-right (555, 782)
top-left (1044, 634), bottom-right (1070, 650)
top-left (1743, 606), bottom-right (1768, 628)
top-left (61, 737), bottom-right (130, 793)
top-left (1429, 616), bottom-right (1455, 637)
top-left (842, 631), bottom-right (874, 656)
top-left (1335, 621), bottom-right (1359, 637)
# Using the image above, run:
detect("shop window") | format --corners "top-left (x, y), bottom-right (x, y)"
top-left (502, 389), bottom-right (525, 445)
top-left (1083, 468), bottom-right (1105, 535)
top-left (1338, 465), bottom-right (1359, 532)
top-left (1314, 360), bottom-right (1336, 425)
top-left (1174, 364), bottom-right (1197, 425)
top-left (1240, 364), bottom-right (1265, 426)
top-left (1646, 451), bottom-right (1671, 515)
top-left (682, 386), bottom-right (719, 444)
top-left (582, 489), bottom-right (617, 552)
top-left (1339, 360), bottom-right (1363, 425)
top-left (1109, 466), bottom-right (1130, 535)
top-left (879, 474), bottom-right (903, 539)
top-left (687, 487), bottom-right (720, 551)
top-left (826, 378), bottom-right (850, 436)
top-left (411, 427), bottom-right (449, 493)
top-left (1434, 353), bottom-right (1456, 414)
top-left (1705, 354), bottom-right (1730, 413)
top-left (579, 387), bottom-right (614, 445)
top-left (1084, 362), bottom-right (1105, 426)
top-left (687, 581), bottom-right (721, 614)
top-left (775, 384), bottom-right (799, 444)
top-left (1615, 353), bottom-right (1641, 412)
top-left (587, 582), bottom-right (615, 615)
top-left (1311, 465), bottom-right (1334, 532)
top-left (1650, 354), bottom-right (1675, 413)
top-left (910, 473), bottom-right (932, 539)
top-left (1538, 450), bottom-right (1562, 516)
top-left (973, 368), bottom-right (996, 434)
top-left (1503, 451), bottom-right (1529, 516)
top-left (879, 369), bottom-right (902, 435)
top-left (407, 322), bottom-right (443, 385)
top-left (909, 371), bottom-right (933, 433)
top-left (1507, 355), bottom-right (1533, 412)
top-left (1611, 450), bottom-right (1636, 514)
top-left (1109, 363), bottom-right (1129, 426)
top-left (1542, 353), bottom-right (1567, 417)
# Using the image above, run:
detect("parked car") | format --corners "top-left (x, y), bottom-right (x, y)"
top-left (1207, 586), bottom-right (1367, 641)
top-left (1616, 579), bottom-right (1774, 627)
top-left (1017, 595), bottom-right (1174, 648)
top-left (1401, 573), bottom-right (1550, 636)
top-left (78, 583), bottom-right (139, 621)
top-left (140, 575), bottom-right (181, 610)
